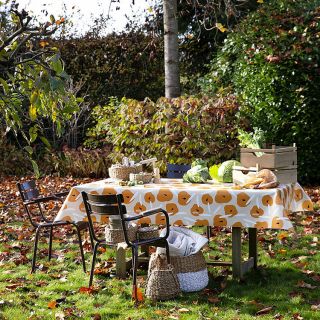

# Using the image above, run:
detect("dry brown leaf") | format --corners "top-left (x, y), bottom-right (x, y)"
top-left (208, 296), bottom-right (220, 303)
top-left (178, 308), bottom-right (190, 313)
top-left (296, 280), bottom-right (317, 289)
top-left (256, 306), bottom-right (273, 316)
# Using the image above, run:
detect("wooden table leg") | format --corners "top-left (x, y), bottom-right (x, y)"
top-left (232, 227), bottom-right (242, 279)
top-left (116, 242), bottom-right (128, 278)
top-left (248, 227), bottom-right (257, 269)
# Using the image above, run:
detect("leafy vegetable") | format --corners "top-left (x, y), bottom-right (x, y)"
top-left (183, 160), bottom-right (210, 183)
top-left (218, 160), bottom-right (241, 183)
top-left (209, 164), bottom-right (221, 182)
top-left (238, 127), bottom-right (265, 157)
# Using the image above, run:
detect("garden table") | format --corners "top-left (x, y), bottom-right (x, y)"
top-left (55, 178), bottom-right (312, 279)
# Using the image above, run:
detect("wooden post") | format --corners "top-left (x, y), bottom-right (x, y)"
top-left (248, 228), bottom-right (257, 269)
top-left (116, 242), bottom-right (127, 278)
top-left (232, 227), bottom-right (242, 279)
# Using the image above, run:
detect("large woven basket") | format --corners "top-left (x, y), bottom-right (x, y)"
top-left (105, 224), bottom-right (138, 244)
top-left (146, 254), bottom-right (181, 301)
top-left (170, 251), bottom-right (207, 273)
top-left (108, 164), bottom-right (142, 180)
top-left (137, 226), bottom-right (159, 240)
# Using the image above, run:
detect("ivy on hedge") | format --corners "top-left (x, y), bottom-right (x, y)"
top-left (55, 31), bottom-right (165, 105)
top-left (200, 0), bottom-right (320, 183)
top-left (85, 95), bottom-right (240, 173)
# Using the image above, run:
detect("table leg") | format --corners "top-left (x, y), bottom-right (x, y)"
top-left (248, 227), bottom-right (257, 269)
top-left (232, 227), bottom-right (242, 279)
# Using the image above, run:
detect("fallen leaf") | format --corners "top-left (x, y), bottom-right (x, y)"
top-left (48, 300), bottom-right (57, 309)
top-left (215, 22), bottom-right (227, 33)
top-left (79, 286), bottom-right (96, 294)
top-left (296, 280), bottom-right (317, 289)
top-left (256, 306), bottom-right (273, 316)
top-left (178, 308), bottom-right (190, 313)
top-left (208, 296), bottom-right (220, 303)
top-left (278, 249), bottom-right (287, 254)
top-left (311, 304), bottom-right (320, 311)
top-left (55, 311), bottom-right (65, 320)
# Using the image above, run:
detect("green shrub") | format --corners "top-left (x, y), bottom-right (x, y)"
top-left (41, 146), bottom-right (111, 178)
top-left (55, 31), bottom-right (164, 105)
top-left (200, 0), bottom-right (320, 183)
top-left (85, 95), bottom-right (240, 173)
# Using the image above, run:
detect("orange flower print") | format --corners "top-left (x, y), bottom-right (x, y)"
top-left (237, 192), bottom-right (250, 207)
top-left (272, 216), bottom-right (283, 229)
top-left (202, 194), bottom-right (213, 205)
top-left (213, 215), bottom-right (227, 227)
top-left (144, 192), bottom-right (155, 203)
top-left (67, 188), bottom-right (80, 202)
top-left (224, 205), bottom-right (238, 217)
top-left (250, 206), bottom-right (264, 218)
top-left (195, 219), bottom-right (209, 226)
top-left (255, 221), bottom-right (268, 229)
top-left (134, 202), bottom-right (146, 214)
top-left (262, 195), bottom-right (273, 206)
top-left (102, 187), bottom-right (117, 195)
top-left (191, 204), bottom-right (204, 216)
top-left (215, 190), bottom-right (232, 203)
top-left (166, 203), bottom-right (179, 215)
top-left (178, 191), bottom-right (191, 205)
top-left (157, 189), bottom-right (173, 202)
top-left (122, 190), bottom-right (134, 204)
top-left (302, 200), bottom-right (313, 211)
top-left (232, 222), bottom-right (243, 228)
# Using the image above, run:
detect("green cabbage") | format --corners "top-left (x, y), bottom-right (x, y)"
top-left (183, 163), bottom-right (210, 183)
top-left (217, 160), bottom-right (241, 183)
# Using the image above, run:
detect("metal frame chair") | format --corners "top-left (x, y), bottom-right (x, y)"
top-left (17, 180), bottom-right (89, 273)
top-left (166, 163), bottom-right (191, 179)
top-left (81, 192), bottom-right (171, 301)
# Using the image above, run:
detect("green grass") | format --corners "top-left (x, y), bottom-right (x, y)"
top-left (0, 219), bottom-right (319, 320)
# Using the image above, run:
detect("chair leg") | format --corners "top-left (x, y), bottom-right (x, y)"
top-left (131, 245), bottom-right (139, 302)
top-left (89, 242), bottom-right (99, 287)
top-left (75, 225), bottom-right (86, 273)
top-left (206, 226), bottom-right (211, 240)
top-left (88, 229), bottom-right (94, 253)
top-left (32, 227), bottom-right (42, 273)
top-left (48, 226), bottom-right (53, 261)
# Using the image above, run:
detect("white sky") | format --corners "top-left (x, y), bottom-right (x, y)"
top-left (15, 0), bottom-right (155, 35)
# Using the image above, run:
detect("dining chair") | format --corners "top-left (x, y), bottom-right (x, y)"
top-left (166, 163), bottom-right (191, 179)
top-left (17, 180), bottom-right (89, 273)
top-left (81, 191), bottom-right (171, 301)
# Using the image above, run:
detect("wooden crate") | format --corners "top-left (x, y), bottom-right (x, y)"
top-left (240, 145), bottom-right (297, 169)
top-left (240, 144), bottom-right (298, 184)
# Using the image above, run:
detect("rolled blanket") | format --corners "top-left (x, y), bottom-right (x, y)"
top-left (158, 226), bottom-right (208, 256)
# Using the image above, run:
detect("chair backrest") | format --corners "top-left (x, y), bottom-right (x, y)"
top-left (81, 192), bottom-right (130, 243)
top-left (167, 164), bottom-right (191, 178)
top-left (17, 180), bottom-right (40, 202)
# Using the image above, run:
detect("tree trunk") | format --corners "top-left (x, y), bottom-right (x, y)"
top-left (163, 0), bottom-right (180, 98)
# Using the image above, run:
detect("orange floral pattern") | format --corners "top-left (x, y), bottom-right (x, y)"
top-left (55, 179), bottom-right (312, 230)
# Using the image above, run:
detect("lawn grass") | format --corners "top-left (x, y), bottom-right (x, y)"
top-left (0, 177), bottom-right (319, 319)
top-left (0, 219), bottom-right (319, 320)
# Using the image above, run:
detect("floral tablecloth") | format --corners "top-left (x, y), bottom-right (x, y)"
top-left (54, 179), bottom-right (313, 230)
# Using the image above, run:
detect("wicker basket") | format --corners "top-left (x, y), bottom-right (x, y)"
top-left (146, 254), bottom-right (181, 301)
top-left (105, 224), bottom-right (138, 244)
top-left (108, 164), bottom-right (142, 180)
top-left (170, 251), bottom-right (207, 273)
top-left (137, 226), bottom-right (159, 240)
top-left (129, 172), bottom-right (153, 184)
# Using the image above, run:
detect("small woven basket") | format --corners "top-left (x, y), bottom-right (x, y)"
top-left (105, 224), bottom-right (138, 244)
top-left (146, 254), bottom-right (181, 301)
top-left (137, 226), bottom-right (159, 240)
top-left (170, 251), bottom-right (207, 273)
top-left (108, 164), bottom-right (142, 180)
top-left (129, 172), bottom-right (153, 184)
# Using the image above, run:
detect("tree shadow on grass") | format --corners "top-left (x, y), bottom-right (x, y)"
top-left (202, 265), bottom-right (320, 318)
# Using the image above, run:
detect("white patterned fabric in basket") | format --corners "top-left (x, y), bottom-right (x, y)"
top-left (177, 268), bottom-right (209, 292)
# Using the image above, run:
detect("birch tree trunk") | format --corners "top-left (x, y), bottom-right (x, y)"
top-left (163, 0), bottom-right (180, 98)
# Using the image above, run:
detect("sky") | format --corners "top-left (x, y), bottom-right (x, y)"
top-left (15, 0), bottom-right (155, 35)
